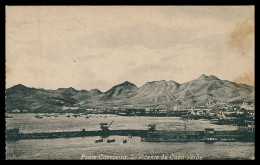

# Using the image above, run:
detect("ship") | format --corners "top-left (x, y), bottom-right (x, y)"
top-left (72, 114), bottom-right (81, 118)
top-left (95, 139), bottom-right (103, 143)
top-left (35, 115), bottom-right (43, 119)
top-left (107, 139), bottom-right (115, 143)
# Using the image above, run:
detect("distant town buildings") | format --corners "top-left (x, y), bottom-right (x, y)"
top-left (11, 109), bottom-right (20, 113)
top-left (62, 106), bottom-right (79, 110)
top-left (11, 109), bottom-right (29, 113)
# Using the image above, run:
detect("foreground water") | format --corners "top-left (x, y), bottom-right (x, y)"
top-left (6, 114), bottom-right (255, 160)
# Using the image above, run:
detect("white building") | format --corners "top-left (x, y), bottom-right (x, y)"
top-left (62, 106), bottom-right (79, 110)
top-left (192, 106), bottom-right (212, 116)
top-left (11, 109), bottom-right (20, 113)
top-left (241, 102), bottom-right (254, 111)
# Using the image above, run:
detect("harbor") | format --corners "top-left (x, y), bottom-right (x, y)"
top-left (5, 113), bottom-right (255, 160)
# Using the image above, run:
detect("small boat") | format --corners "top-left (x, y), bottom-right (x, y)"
top-left (72, 114), bottom-right (81, 117)
top-left (128, 134), bottom-right (132, 138)
top-left (95, 139), bottom-right (103, 143)
top-left (107, 139), bottom-right (115, 143)
top-left (6, 115), bottom-right (13, 118)
top-left (104, 116), bottom-right (107, 118)
top-left (86, 116), bottom-right (89, 119)
top-left (123, 140), bottom-right (127, 143)
top-left (35, 115), bottom-right (43, 119)
top-left (66, 115), bottom-right (70, 118)
top-left (54, 114), bottom-right (59, 117)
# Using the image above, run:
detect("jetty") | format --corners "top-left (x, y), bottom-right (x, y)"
top-left (6, 122), bottom-right (254, 142)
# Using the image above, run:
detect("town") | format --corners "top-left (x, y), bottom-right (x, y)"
top-left (8, 102), bottom-right (255, 128)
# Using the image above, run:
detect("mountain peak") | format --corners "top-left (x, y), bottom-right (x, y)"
top-left (198, 74), bottom-right (208, 79)
top-left (13, 83), bottom-right (26, 87)
top-left (197, 74), bottom-right (220, 81)
top-left (146, 80), bottom-right (167, 84)
top-left (9, 84), bottom-right (29, 90)
top-left (167, 80), bottom-right (179, 86)
top-left (58, 87), bottom-right (78, 93)
top-left (208, 75), bottom-right (220, 80)
top-left (120, 81), bottom-right (136, 87)
top-left (89, 89), bottom-right (102, 95)
top-left (103, 81), bottom-right (138, 98)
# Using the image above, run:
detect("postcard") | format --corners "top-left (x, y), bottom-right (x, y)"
top-left (5, 6), bottom-right (255, 160)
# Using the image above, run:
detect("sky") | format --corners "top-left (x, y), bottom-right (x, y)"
top-left (6, 6), bottom-right (255, 92)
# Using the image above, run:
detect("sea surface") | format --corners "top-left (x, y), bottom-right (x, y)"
top-left (6, 113), bottom-right (255, 160)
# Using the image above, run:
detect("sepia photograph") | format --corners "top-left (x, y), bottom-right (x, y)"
top-left (5, 6), bottom-right (255, 160)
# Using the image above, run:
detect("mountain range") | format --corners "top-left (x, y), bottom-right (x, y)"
top-left (5, 74), bottom-right (254, 112)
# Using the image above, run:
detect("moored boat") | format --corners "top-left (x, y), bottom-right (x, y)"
top-left (95, 139), bottom-right (103, 143)
top-left (72, 114), bottom-right (81, 117)
top-left (6, 115), bottom-right (13, 118)
top-left (107, 139), bottom-right (115, 143)
top-left (35, 115), bottom-right (43, 119)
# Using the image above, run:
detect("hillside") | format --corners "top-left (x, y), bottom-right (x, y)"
top-left (5, 75), bottom-right (254, 112)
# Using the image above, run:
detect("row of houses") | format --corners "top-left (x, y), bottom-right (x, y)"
top-left (10, 109), bottom-right (29, 113)
top-left (9, 102), bottom-right (254, 116)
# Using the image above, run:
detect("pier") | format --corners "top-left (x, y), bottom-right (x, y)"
top-left (6, 129), bottom-right (147, 141)
top-left (6, 124), bottom-right (254, 142)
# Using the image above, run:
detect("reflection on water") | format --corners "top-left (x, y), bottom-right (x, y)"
top-left (6, 114), bottom-right (254, 160)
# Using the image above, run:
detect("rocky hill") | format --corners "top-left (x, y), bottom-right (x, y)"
top-left (5, 75), bottom-right (254, 112)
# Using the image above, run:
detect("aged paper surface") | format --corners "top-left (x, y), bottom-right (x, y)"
top-left (6, 6), bottom-right (254, 160)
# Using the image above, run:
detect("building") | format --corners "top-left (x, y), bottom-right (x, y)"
top-left (240, 102), bottom-right (255, 116)
top-left (241, 102), bottom-right (254, 110)
top-left (11, 109), bottom-right (20, 113)
top-left (191, 106), bottom-right (212, 116)
top-left (62, 106), bottom-right (79, 110)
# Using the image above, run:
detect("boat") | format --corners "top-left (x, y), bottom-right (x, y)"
top-left (6, 115), bottom-right (13, 118)
top-left (95, 139), bottom-right (103, 143)
top-left (35, 115), bottom-right (43, 119)
top-left (123, 140), bottom-right (127, 143)
top-left (86, 116), bottom-right (89, 119)
top-left (66, 115), bottom-right (70, 118)
top-left (107, 139), bottom-right (115, 143)
top-left (54, 114), bottom-right (59, 117)
top-left (44, 114), bottom-right (51, 117)
top-left (72, 114), bottom-right (81, 117)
